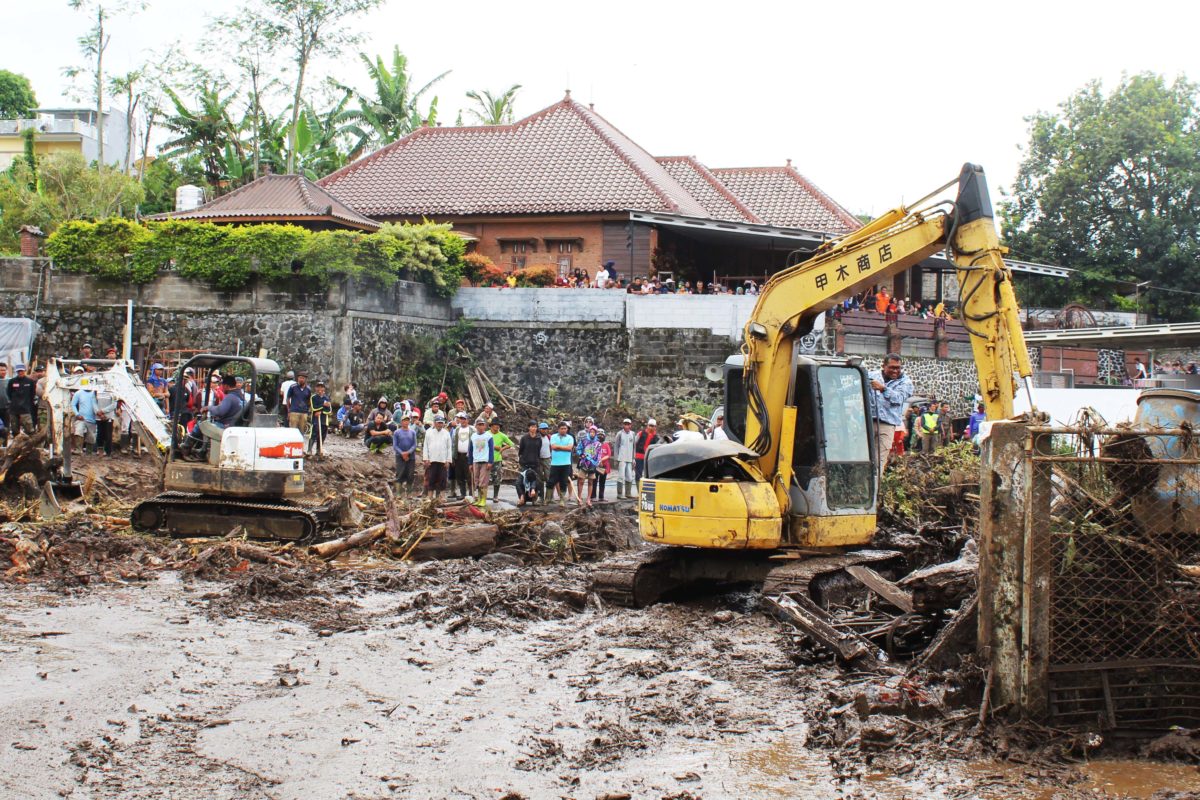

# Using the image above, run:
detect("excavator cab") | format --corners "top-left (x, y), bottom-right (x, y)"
top-left (721, 352), bottom-right (877, 548)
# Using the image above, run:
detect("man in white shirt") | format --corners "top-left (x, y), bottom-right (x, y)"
top-left (613, 418), bottom-right (638, 499)
top-left (421, 414), bottom-right (452, 500)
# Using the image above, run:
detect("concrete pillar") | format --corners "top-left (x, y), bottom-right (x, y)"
top-left (833, 318), bottom-right (846, 355)
top-left (886, 319), bottom-right (902, 357)
top-left (978, 419), bottom-right (1051, 719)
top-left (934, 320), bottom-right (949, 359)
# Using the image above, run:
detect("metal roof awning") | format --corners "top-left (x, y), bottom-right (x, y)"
top-left (1023, 322), bottom-right (1200, 348)
top-left (628, 210), bottom-right (1072, 279)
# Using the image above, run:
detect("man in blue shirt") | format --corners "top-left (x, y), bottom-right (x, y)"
top-left (286, 372), bottom-right (313, 443)
top-left (70, 371), bottom-right (98, 453)
top-left (868, 353), bottom-right (914, 474)
top-left (549, 421), bottom-right (578, 507)
top-left (392, 415), bottom-right (418, 497)
top-left (965, 402), bottom-right (987, 447)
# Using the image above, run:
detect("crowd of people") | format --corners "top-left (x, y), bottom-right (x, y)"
top-left (524, 259), bottom-right (763, 295)
top-left (276, 374), bottom-right (677, 507)
top-left (836, 285), bottom-right (955, 320)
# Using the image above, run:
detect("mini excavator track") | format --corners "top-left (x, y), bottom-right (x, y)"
top-left (131, 491), bottom-right (323, 543)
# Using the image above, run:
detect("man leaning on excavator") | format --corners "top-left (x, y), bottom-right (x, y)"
top-left (868, 353), bottom-right (914, 474)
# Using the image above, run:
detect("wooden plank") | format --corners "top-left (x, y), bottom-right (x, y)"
top-left (765, 593), bottom-right (888, 671)
top-left (846, 565), bottom-right (914, 613)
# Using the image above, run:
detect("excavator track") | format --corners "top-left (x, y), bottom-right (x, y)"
top-left (131, 492), bottom-right (321, 543)
top-left (591, 547), bottom-right (901, 609)
top-left (590, 547), bottom-right (681, 608)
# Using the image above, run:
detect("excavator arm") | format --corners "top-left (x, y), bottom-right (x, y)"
top-left (43, 360), bottom-right (173, 475)
top-left (741, 164), bottom-right (1034, 506)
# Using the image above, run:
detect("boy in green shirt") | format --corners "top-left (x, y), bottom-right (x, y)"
top-left (489, 418), bottom-right (514, 502)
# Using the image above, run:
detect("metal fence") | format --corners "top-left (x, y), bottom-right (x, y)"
top-left (981, 423), bottom-right (1200, 732)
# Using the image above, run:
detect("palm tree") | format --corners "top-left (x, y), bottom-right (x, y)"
top-left (157, 82), bottom-right (244, 189)
top-left (337, 47), bottom-right (448, 159)
top-left (464, 84), bottom-right (522, 125)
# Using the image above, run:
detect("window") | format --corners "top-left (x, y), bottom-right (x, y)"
top-left (557, 255), bottom-right (572, 273)
top-left (558, 241), bottom-right (573, 253)
top-left (512, 255), bottom-right (527, 268)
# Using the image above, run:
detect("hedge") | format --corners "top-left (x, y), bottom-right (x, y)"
top-left (45, 218), bottom-right (469, 297)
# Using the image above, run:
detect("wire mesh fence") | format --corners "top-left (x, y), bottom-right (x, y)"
top-left (1028, 427), bottom-right (1200, 730)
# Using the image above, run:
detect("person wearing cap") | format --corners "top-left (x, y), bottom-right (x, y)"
top-left (7, 363), bottom-right (37, 435)
top-left (538, 422), bottom-right (553, 504)
top-left (70, 369), bottom-right (99, 453)
top-left (208, 372), bottom-right (226, 404)
top-left (105, 346), bottom-right (118, 360)
top-left (94, 381), bottom-right (118, 457)
top-left (549, 421), bottom-right (580, 507)
top-left (422, 414), bottom-right (452, 500)
top-left (285, 372), bottom-right (312, 442)
top-left (171, 367), bottom-right (200, 427)
top-left (468, 418), bottom-right (495, 506)
top-left (79, 343), bottom-right (93, 361)
top-left (478, 401), bottom-right (497, 425)
top-left (488, 418), bottom-right (514, 502)
top-left (423, 399), bottom-right (442, 429)
top-left (308, 381), bottom-right (332, 458)
top-left (634, 419), bottom-right (658, 486)
top-left (450, 411), bottom-right (473, 499)
top-left (341, 399), bottom-right (366, 437)
top-left (711, 411), bottom-right (729, 441)
top-left (392, 414), bottom-right (418, 496)
top-left (391, 402), bottom-right (407, 428)
top-left (146, 363), bottom-right (169, 412)
top-left (614, 418), bottom-right (637, 499)
top-left (516, 421), bottom-right (543, 507)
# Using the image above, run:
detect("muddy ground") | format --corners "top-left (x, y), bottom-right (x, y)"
top-left (1, 440), bottom-right (1198, 799)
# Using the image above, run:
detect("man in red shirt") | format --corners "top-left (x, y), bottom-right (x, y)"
top-left (634, 418), bottom-right (658, 486)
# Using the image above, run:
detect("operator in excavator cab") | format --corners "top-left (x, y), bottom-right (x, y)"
top-left (182, 374), bottom-right (244, 460)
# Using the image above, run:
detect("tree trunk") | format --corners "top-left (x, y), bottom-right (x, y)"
top-left (96, 8), bottom-right (106, 166)
top-left (397, 523), bottom-right (498, 561)
top-left (287, 53), bottom-right (308, 175)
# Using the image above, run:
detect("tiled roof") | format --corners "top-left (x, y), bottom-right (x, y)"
top-left (162, 174), bottom-right (379, 230)
top-left (711, 165), bottom-right (861, 233)
top-left (656, 156), bottom-right (763, 224)
top-left (318, 95), bottom-right (710, 218)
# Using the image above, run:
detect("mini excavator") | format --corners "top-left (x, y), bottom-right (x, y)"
top-left (592, 164), bottom-right (1035, 606)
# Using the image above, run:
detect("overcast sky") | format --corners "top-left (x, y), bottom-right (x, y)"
top-left (7, 0), bottom-right (1200, 216)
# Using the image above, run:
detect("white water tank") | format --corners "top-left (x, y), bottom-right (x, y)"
top-left (175, 184), bottom-right (205, 212)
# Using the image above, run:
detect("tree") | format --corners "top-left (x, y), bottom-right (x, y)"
top-left (66, 1), bottom-right (145, 166)
top-left (0, 152), bottom-right (143, 250)
top-left (1003, 73), bottom-right (1200, 321)
top-left (0, 70), bottom-right (37, 119)
top-left (337, 47), bottom-right (447, 156)
top-left (108, 68), bottom-right (145, 175)
top-left (157, 82), bottom-right (244, 189)
top-left (209, 15), bottom-right (283, 182)
top-left (464, 84), bottom-right (521, 126)
top-left (250, 0), bottom-right (383, 174)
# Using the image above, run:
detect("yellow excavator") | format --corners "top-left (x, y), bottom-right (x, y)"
top-left (592, 164), bottom-right (1035, 606)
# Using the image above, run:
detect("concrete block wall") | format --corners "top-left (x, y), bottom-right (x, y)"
top-left (452, 287), bottom-right (626, 324)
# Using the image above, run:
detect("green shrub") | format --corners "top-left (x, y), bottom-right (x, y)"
top-left (47, 219), bottom-right (152, 281)
top-left (46, 217), bottom-right (470, 295)
top-left (230, 224), bottom-right (309, 283)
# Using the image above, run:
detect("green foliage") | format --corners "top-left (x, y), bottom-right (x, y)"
top-left (366, 319), bottom-right (474, 402)
top-left (0, 69), bottom-right (37, 119)
top-left (46, 216), bottom-right (468, 293)
top-left (139, 156), bottom-right (211, 216)
top-left (680, 398), bottom-right (715, 419)
top-left (336, 46), bottom-right (448, 158)
top-left (464, 84), bottom-right (521, 126)
top-left (880, 441), bottom-right (980, 528)
top-left (46, 218), bottom-right (151, 280)
top-left (1002, 73), bottom-right (1200, 321)
top-left (0, 152), bottom-right (144, 251)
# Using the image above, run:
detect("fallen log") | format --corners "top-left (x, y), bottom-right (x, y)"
top-left (393, 523), bottom-right (499, 561)
top-left (0, 428), bottom-right (51, 484)
top-left (309, 521), bottom-right (388, 559)
top-left (232, 542), bottom-right (297, 568)
top-left (383, 484), bottom-right (402, 543)
top-left (899, 547), bottom-right (977, 613)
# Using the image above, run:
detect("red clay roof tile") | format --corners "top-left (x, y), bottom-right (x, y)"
top-left (711, 165), bottom-right (860, 233)
top-left (160, 173), bottom-right (379, 230)
top-left (656, 156), bottom-right (763, 224)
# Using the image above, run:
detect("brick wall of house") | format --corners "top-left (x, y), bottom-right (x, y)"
top-left (453, 219), bottom-right (608, 276)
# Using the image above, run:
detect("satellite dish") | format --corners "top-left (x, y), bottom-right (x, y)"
top-left (704, 365), bottom-right (723, 383)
